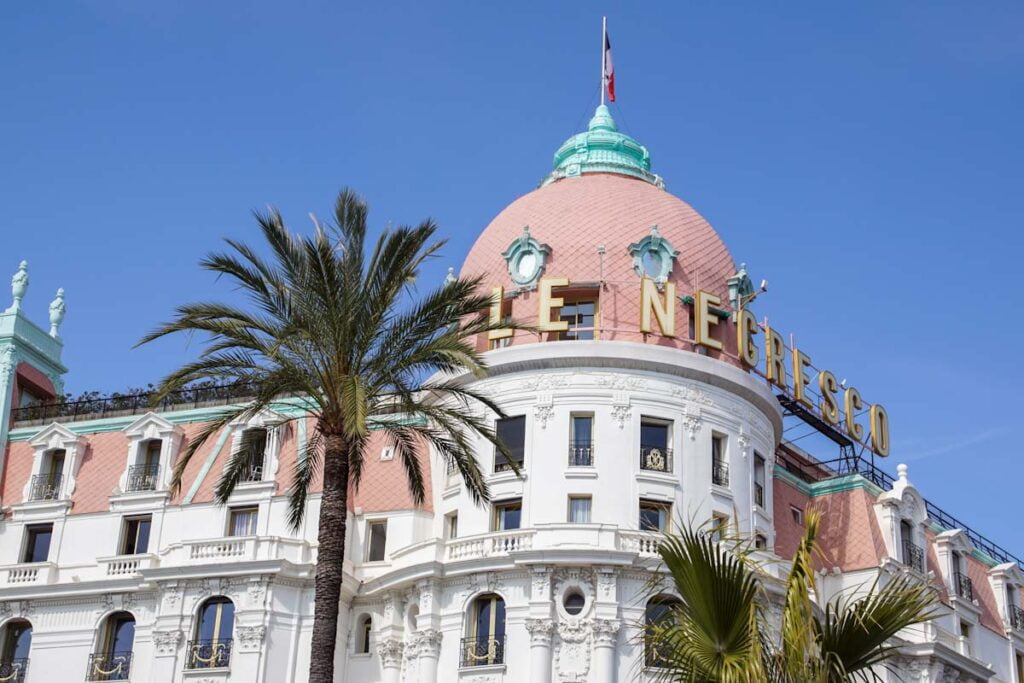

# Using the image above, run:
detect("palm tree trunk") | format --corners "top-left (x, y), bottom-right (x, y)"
top-left (309, 431), bottom-right (350, 683)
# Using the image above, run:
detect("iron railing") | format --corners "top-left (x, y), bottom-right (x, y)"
top-left (902, 540), bottom-right (925, 573)
top-left (0, 659), bottom-right (28, 683)
top-left (125, 464), bottom-right (159, 492)
top-left (239, 458), bottom-right (264, 483)
top-left (712, 459), bottom-right (729, 486)
top-left (568, 441), bottom-right (593, 467)
top-left (1010, 605), bottom-right (1024, 631)
top-left (86, 652), bottom-right (132, 681)
top-left (754, 482), bottom-right (765, 507)
top-left (10, 382), bottom-right (255, 426)
top-left (954, 572), bottom-right (974, 601)
top-left (460, 636), bottom-right (505, 667)
top-left (184, 639), bottom-right (232, 670)
top-left (775, 448), bottom-right (1024, 572)
top-left (28, 473), bottom-right (62, 501)
top-left (640, 445), bottom-right (673, 473)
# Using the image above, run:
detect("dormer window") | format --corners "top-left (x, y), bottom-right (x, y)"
top-left (238, 428), bottom-right (268, 482)
top-left (22, 424), bottom-right (87, 507)
top-left (126, 440), bottom-right (161, 492)
top-left (29, 449), bottom-right (64, 501)
top-left (899, 519), bottom-right (923, 572)
top-left (119, 413), bottom-right (184, 498)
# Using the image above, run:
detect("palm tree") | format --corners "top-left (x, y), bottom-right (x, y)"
top-left (139, 189), bottom-right (515, 683)
top-left (644, 510), bottom-right (937, 682)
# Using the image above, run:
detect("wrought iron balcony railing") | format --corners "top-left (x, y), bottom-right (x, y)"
top-left (712, 459), bottom-right (729, 486)
top-left (954, 572), bottom-right (974, 601)
top-left (460, 636), bottom-right (505, 667)
top-left (0, 658), bottom-right (28, 683)
top-left (86, 652), bottom-right (132, 681)
top-left (184, 639), bottom-right (232, 670)
top-left (640, 445), bottom-right (672, 473)
top-left (568, 441), bottom-right (593, 467)
top-left (125, 464), bottom-right (159, 492)
top-left (754, 482), bottom-right (764, 507)
top-left (902, 540), bottom-right (925, 573)
top-left (28, 473), bottom-right (62, 501)
top-left (1009, 605), bottom-right (1024, 631)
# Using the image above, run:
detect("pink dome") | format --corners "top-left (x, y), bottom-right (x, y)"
top-left (461, 173), bottom-right (741, 360)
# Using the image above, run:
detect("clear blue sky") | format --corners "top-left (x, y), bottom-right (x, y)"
top-left (3, 2), bottom-right (1022, 549)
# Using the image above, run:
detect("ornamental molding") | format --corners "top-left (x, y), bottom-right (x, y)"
top-left (520, 374), bottom-right (570, 392)
top-left (411, 629), bottom-right (443, 657)
top-left (502, 226), bottom-right (551, 287)
top-left (554, 617), bottom-right (592, 682)
top-left (525, 618), bottom-right (555, 646)
top-left (25, 422), bottom-right (88, 499)
top-left (376, 638), bottom-right (405, 668)
top-left (235, 624), bottom-right (267, 651)
top-left (596, 374), bottom-right (647, 391)
top-left (531, 567), bottom-right (553, 602)
top-left (627, 225), bottom-right (679, 286)
top-left (682, 407), bottom-right (702, 440)
top-left (669, 383), bottom-right (714, 407)
top-left (610, 391), bottom-right (631, 430)
top-left (591, 619), bottom-right (621, 647)
top-left (152, 629), bottom-right (182, 656)
top-left (534, 393), bottom-right (554, 429)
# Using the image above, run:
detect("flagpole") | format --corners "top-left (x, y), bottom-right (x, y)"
top-left (601, 16), bottom-right (607, 106)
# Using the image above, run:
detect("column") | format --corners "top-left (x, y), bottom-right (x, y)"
top-left (415, 629), bottom-right (443, 683)
top-left (525, 618), bottom-right (554, 683)
top-left (591, 619), bottom-right (620, 683)
top-left (377, 638), bottom-right (404, 683)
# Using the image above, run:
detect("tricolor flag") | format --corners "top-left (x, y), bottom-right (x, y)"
top-left (603, 30), bottom-right (615, 102)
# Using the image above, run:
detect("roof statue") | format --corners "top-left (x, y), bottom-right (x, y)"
top-left (6, 260), bottom-right (28, 313)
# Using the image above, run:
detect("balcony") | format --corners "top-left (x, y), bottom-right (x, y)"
top-left (617, 530), bottom-right (662, 558)
top-left (446, 529), bottom-right (534, 561)
top-left (754, 482), bottom-right (764, 507)
top-left (902, 540), bottom-right (925, 573)
top-left (712, 459), bottom-right (729, 486)
top-left (1010, 605), bottom-right (1024, 632)
top-left (239, 457), bottom-right (264, 483)
top-left (460, 636), bottom-right (505, 667)
top-left (4, 562), bottom-right (57, 586)
top-left (185, 639), bottom-right (231, 670)
top-left (125, 464), bottom-right (159, 492)
top-left (568, 441), bottom-right (593, 467)
top-left (954, 571), bottom-right (974, 601)
top-left (28, 473), bottom-right (62, 501)
top-left (640, 445), bottom-right (672, 473)
top-left (97, 554), bottom-right (158, 577)
top-left (160, 535), bottom-right (313, 566)
top-left (86, 652), bottom-right (132, 681)
top-left (0, 659), bottom-right (28, 683)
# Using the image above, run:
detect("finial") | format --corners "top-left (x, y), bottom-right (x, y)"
top-left (897, 463), bottom-right (908, 481)
top-left (444, 267), bottom-right (456, 286)
top-left (6, 260), bottom-right (28, 313)
top-left (48, 288), bottom-right (65, 338)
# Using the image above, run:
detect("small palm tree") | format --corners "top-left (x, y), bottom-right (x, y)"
top-left (645, 510), bottom-right (937, 682)
top-left (139, 189), bottom-right (514, 683)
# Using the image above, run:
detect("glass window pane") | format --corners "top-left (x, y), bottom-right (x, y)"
top-left (495, 416), bottom-right (525, 471)
top-left (368, 522), bottom-right (387, 561)
top-left (24, 526), bottom-right (52, 563)
top-left (571, 416), bottom-right (592, 444)
top-left (641, 422), bottom-right (668, 451)
top-left (569, 497), bottom-right (591, 523)
top-left (109, 615), bottom-right (136, 654)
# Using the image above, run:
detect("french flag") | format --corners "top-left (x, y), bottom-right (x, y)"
top-left (603, 31), bottom-right (615, 102)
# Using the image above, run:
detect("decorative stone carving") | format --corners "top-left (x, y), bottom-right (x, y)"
top-left (521, 374), bottom-right (569, 392)
top-left (376, 638), bottom-right (405, 668)
top-left (591, 619), bottom-right (620, 647)
top-left (670, 383), bottom-right (714, 406)
top-left (236, 625), bottom-right (267, 651)
top-left (502, 225), bottom-right (551, 287)
top-left (153, 630), bottom-right (182, 656)
top-left (531, 568), bottom-right (552, 601)
top-left (247, 577), bottom-right (269, 606)
top-left (610, 404), bottom-right (631, 429)
top-left (554, 617), bottom-right (592, 682)
top-left (682, 407), bottom-right (701, 440)
top-left (525, 618), bottom-right (555, 646)
top-left (412, 629), bottom-right (442, 658)
top-left (16, 601), bottom-right (32, 618)
top-left (534, 401), bottom-right (554, 429)
top-left (628, 225), bottom-right (679, 286)
top-left (597, 375), bottom-right (646, 390)
top-left (7, 261), bottom-right (28, 313)
top-left (0, 346), bottom-right (16, 383)
top-left (48, 288), bottom-right (65, 338)
top-left (596, 569), bottom-right (616, 601)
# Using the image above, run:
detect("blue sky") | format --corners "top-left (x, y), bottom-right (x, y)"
top-left (3, 2), bottom-right (1022, 549)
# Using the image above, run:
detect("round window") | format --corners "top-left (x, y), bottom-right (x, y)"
top-left (563, 590), bottom-right (585, 616)
top-left (515, 252), bottom-right (538, 281)
top-left (642, 250), bottom-right (663, 277)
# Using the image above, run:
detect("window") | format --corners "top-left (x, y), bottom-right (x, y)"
top-left (790, 506), bottom-right (803, 525)
top-left (488, 298), bottom-right (513, 350)
top-left (90, 612), bottom-right (135, 681)
top-left (557, 300), bottom-right (596, 341)
top-left (710, 514), bottom-right (729, 542)
top-left (959, 620), bottom-right (972, 654)
top-left (23, 524), bottom-right (52, 563)
top-left (640, 419), bottom-right (672, 473)
top-left (238, 428), bottom-right (268, 482)
top-left (568, 414), bottom-right (593, 466)
top-left (755, 533), bottom-right (768, 550)
top-left (0, 620), bottom-right (31, 678)
top-left (463, 594), bottom-right (506, 667)
top-left (1016, 652), bottom-right (1023, 682)
top-left (121, 516), bottom-right (152, 555)
top-left (445, 512), bottom-right (459, 540)
top-left (563, 590), bottom-right (585, 616)
top-left (187, 597), bottom-right (234, 669)
top-left (494, 416), bottom-right (526, 473)
top-left (356, 615), bottom-right (372, 654)
top-left (568, 496), bottom-right (592, 524)
top-left (227, 507), bottom-right (258, 537)
top-left (30, 450), bottom-right (64, 500)
top-left (639, 500), bottom-right (670, 532)
top-left (493, 499), bottom-right (522, 531)
top-left (645, 596), bottom-right (681, 668)
top-left (366, 521), bottom-right (387, 562)
top-left (711, 433), bottom-right (729, 486)
top-left (128, 441), bottom-right (161, 492)
top-left (753, 453), bottom-right (766, 507)
top-left (900, 519), bottom-right (923, 572)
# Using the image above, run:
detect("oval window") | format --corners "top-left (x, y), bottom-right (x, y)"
top-left (642, 251), bottom-right (663, 277)
top-left (515, 252), bottom-right (538, 281)
top-left (563, 590), bottom-right (585, 616)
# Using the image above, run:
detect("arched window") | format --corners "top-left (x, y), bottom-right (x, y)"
top-left (187, 598), bottom-right (234, 670)
top-left (645, 595), bottom-right (681, 668)
top-left (0, 620), bottom-right (32, 681)
top-left (356, 615), bottom-right (372, 655)
top-left (89, 612), bottom-right (135, 681)
top-left (462, 594), bottom-right (505, 667)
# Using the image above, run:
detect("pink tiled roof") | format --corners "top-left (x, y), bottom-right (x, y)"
top-left (460, 174), bottom-right (741, 361)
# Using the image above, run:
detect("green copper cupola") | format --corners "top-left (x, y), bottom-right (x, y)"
top-left (541, 105), bottom-right (665, 189)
